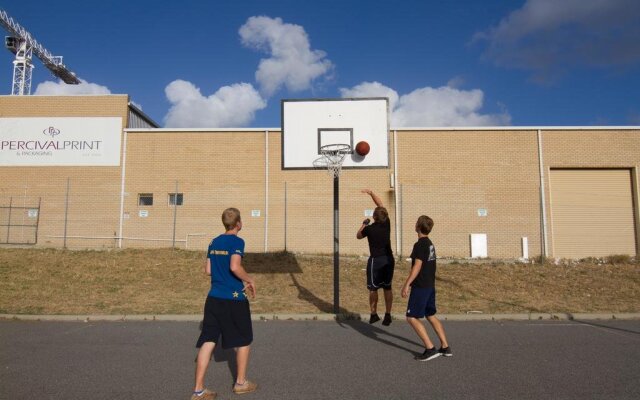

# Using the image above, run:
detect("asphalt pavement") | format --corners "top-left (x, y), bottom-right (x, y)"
top-left (1, 319), bottom-right (639, 399)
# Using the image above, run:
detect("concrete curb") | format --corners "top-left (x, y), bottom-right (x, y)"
top-left (1, 312), bottom-right (639, 322)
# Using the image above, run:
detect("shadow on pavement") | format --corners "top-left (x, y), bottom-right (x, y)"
top-left (571, 319), bottom-right (640, 335)
top-left (338, 319), bottom-right (425, 356)
top-left (289, 273), bottom-right (423, 356)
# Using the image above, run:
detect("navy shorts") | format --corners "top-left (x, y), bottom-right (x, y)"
top-left (196, 296), bottom-right (253, 349)
top-left (406, 287), bottom-right (437, 318)
top-left (366, 255), bottom-right (395, 290)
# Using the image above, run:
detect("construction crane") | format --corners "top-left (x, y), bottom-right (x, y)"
top-left (0, 8), bottom-right (79, 95)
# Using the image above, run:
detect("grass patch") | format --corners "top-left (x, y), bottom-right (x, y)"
top-left (1, 248), bottom-right (638, 315)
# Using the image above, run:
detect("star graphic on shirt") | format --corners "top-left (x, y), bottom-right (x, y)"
top-left (232, 291), bottom-right (239, 298)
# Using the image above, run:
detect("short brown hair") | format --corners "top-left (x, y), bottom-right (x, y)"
top-left (415, 215), bottom-right (434, 235)
top-left (373, 206), bottom-right (389, 223)
top-left (222, 208), bottom-right (241, 231)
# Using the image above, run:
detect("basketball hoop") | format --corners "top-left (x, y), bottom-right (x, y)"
top-left (318, 144), bottom-right (351, 178)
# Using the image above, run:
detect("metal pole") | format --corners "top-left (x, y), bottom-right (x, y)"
top-left (172, 180), bottom-right (178, 248)
top-left (284, 182), bottom-right (287, 252)
top-left (6, 197), bottom-right (12, 243)
top-left (63, 178), bottom-right (70, 249)
top-left (333, 175), bottom-right (339, 315)
top-left (399, 183), bottom-right (403, 258)
top-left (34, 197), bottom-right (41, 244)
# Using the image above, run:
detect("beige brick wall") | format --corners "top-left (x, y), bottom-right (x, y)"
top-left (2, 96), bottom-right (639, 258)
top-left (396, 130), bottom-right (542, 258)
top-left (0, 95), bottom-right (129, 248)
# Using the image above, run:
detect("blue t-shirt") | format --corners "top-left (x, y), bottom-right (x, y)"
top-left (207, 234), bottom-right (247, 301)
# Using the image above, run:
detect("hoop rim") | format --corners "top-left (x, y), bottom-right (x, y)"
top-left (319, 143), bottom-right (352, 155)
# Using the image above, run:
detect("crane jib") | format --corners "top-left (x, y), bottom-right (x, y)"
top-left (0, 8), bottom-right (80, 92)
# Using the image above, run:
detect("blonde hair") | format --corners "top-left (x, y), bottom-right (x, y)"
top-left (222, 208), bottom-right (241, 231)
top-left (415, 215), bottom-right (434, 235)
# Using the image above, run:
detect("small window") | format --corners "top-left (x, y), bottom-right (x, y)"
top-left (138, 193), bottom-right (153, 206)
top-left (169, 193), bottom-right (183, 206)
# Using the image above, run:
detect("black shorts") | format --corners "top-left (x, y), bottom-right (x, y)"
top-left (196, 296), bottom-right (253, 349)
top-left (366, 255), bottom-right (395, 290)
top-left (406, 287), bottom-right (437, 318)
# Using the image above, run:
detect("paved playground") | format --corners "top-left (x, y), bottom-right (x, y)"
top-left (1, 319), bottom-right (639, 399)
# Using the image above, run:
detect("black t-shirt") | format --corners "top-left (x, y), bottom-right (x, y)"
top-left (362, 219), bottom-right (393, 257)
top-left (410, 236), bottom-right (436, 288)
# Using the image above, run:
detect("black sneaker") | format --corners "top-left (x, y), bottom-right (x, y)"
top-left (382, 313), bottom-right (392, 326)
top-left (415, 347), bottom-right (441, 361)
top-left (438, 346), bottom-right (453, 357)
top-left (369, 313), bottom-right (380, 324)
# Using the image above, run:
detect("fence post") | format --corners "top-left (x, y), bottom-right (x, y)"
top-left (63, 178), bottom-right (70, 249)
top-left (6, 197), bottom-right (12, 243)
top-left (35, 197), bottom-right (41, 245)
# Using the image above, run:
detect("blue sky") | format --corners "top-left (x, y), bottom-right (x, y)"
top-left (1, 0), bottom-right (639, 128)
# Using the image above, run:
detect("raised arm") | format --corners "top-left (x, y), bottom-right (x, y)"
top-left (361, 189), bottom-right (384, 207)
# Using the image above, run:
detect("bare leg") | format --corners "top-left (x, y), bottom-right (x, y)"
top-left (369, 290), bottom-right (378, 314)
top-left (235, 345), bottom-right (251, 384)
top-left (426, 315), bottom-right (449, 348)
top-left (406, 317), bottom-right (435, 349)
top-left (194, 342), bottom-right (215, 391)
top-left (383, 288), bottom-right (393, 313)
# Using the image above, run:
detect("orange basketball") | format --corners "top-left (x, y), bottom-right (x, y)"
top-left (355, 141), bottom-right (370, 156)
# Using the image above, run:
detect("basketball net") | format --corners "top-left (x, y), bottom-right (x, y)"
top-left (318, 144), bottom-right (351, 178)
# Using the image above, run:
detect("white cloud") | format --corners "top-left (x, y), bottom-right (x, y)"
top-left (339, 81), bottom-right (399, 110)
top-left (163, 79), bottom-right (266, 128)
top-left (33, 79), bottom-right (111, 95)
top-left (239, 16), bottom-right (333, 96)
top-left (474, 0), bottom-right (640, 81)
top-left (340, 81), bottom-right (510, 127)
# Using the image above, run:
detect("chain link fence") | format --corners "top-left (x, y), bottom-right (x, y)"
top-left (1, 177), bottom-right (543, 258)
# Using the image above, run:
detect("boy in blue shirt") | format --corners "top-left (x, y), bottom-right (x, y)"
top-left (191, 208), bottom-right (257, 399)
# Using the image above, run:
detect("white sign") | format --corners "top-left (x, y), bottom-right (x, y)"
top-left (139, 210), bottom-right (149, 218)
top-left (0, 117), bottom-right (122, 166)
top-left (251, 210), bottom-right (261, 217)
top-left (27, 209), bottom-right (38, 218)
top-left (364, 209), bottom-right (374, 217)
top-left (477, 208), bottom-right (488, 217)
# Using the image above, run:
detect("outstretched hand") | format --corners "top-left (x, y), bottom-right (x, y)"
top-left (361, 189), bottom-right (372, 195)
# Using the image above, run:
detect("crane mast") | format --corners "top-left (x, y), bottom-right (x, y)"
top-left (0, 8), bottom-right (80, 95)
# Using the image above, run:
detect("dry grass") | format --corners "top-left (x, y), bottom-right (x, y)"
top-left (0, 248), bottom-right (638, 315)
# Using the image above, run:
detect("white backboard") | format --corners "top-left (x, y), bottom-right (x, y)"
top-left (281, 98), bottom-right (389, 169)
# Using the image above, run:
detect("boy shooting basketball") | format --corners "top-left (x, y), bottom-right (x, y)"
top-left (191, 208), bottom-right (257, 399)
top-left (402, 215), bottom-right (452, 361)
top-left (357, 189), bottom-right (395, 325)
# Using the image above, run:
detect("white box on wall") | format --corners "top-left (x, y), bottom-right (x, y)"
top-left (470, 234), bottom-right (487, 258)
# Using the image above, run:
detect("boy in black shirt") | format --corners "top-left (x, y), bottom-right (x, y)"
top-left (357, 189), bottom-right (394, 325)
top-left (401, 215), bottom-right (452, 361)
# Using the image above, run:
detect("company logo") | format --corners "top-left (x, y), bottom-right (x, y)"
top-left (43, 126), bottom-right (61, 138)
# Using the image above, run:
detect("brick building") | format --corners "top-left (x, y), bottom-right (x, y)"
top-left (1, 94), bottom-right (639, 259)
